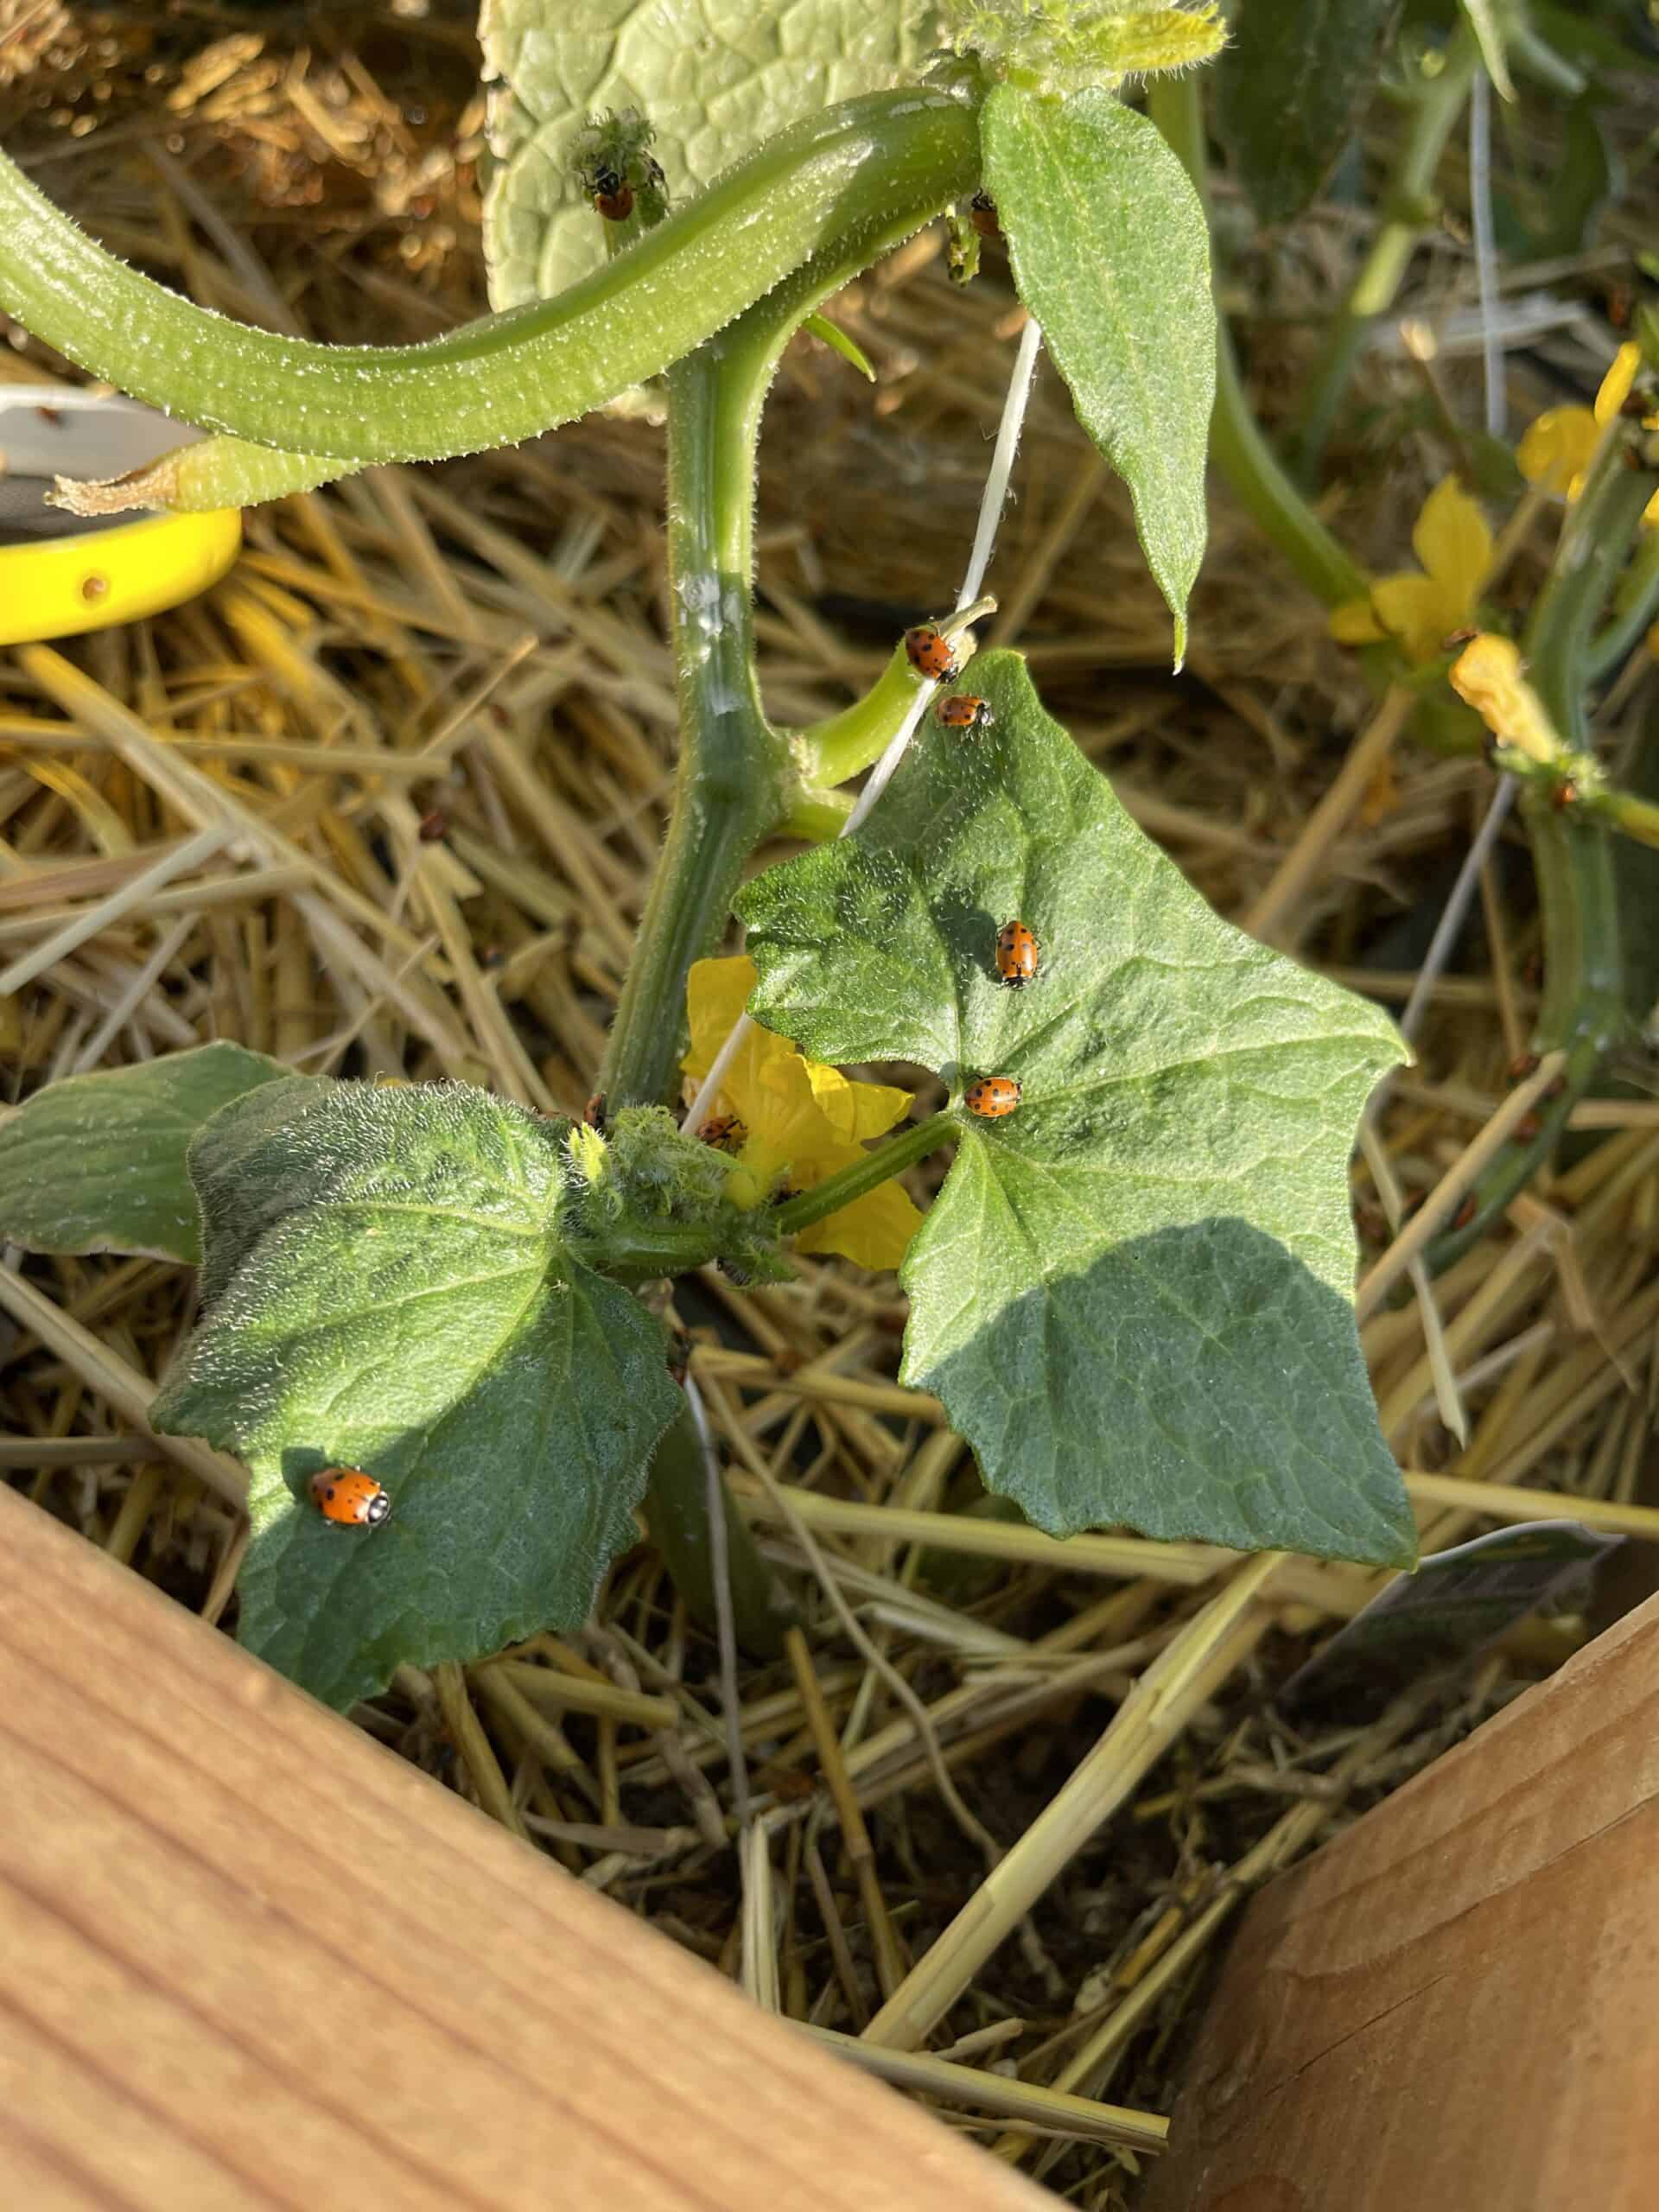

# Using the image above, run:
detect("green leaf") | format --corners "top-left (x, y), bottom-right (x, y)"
top-left (0, 1043), bottom-right (289, 1262)
top-left (1217, 0), bottom-right (1402, 225)
top-left (1460, 0), bottom-right (1516, 101)
top-left (739, 652), bottom-right (1414, 1567)
top-left (150, 1080), bottom-right (682, 1709)
top-left (982, 86), bottom-right (1215, 662)
top-left (480, 0), bottom-right (936, 310)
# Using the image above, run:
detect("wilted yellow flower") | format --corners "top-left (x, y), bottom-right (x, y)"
top-left (1330, 477), bottom-right (1492, 663)
top-left (1517, 342), bottom-right (1659, 518)
top-left (682, 957), bottom-right (923, 1271)
top-left (1446, 634), bottom-right (1560, 764)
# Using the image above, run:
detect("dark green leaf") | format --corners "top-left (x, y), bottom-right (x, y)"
top-left (982, 86), bottom-right (1216, 661)
top-left (1217, 0), bottom-right (1401, 225)
top-left (0, 1043), bottom-right (289, 1262)
top-left (151, 1080), bottom-right (681, 1709)
top-left (739, 652), bottom-right (1414, 1567)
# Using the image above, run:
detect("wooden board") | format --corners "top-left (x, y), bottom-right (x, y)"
top-left (0, 1486), bottom-right (1048, 2212)
top-left (1144, 1587), bottom-right (1659, 2212)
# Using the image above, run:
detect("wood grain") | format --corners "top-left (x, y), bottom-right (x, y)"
top-left (1144, 1588), bottom-right (1659, 2212)
top-left (0, 1486), bottom-right (1048, 2212)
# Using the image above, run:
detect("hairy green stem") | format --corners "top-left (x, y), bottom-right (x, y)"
top-left (1149, 79), bottom-right (1369, 608)
top-left (773, 1114), bottom-right (957, 1240)
top-left (645, 1403), bottom-right (797, 1657)
top-left (0, 91), bottom-right (976, 468)
top-left (601, 139), bottom-right (981, 1109)
top-left (1287, 30), bottom-right (1479, 482)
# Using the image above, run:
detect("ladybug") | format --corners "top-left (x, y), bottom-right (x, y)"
top-left (308, 1467), bottom-right (391, 1528)
top-left (1452, 1194), bottom-right (1478, 1232)
top-left (699, 1114), bottom-right (747, 1153)
top-left (1513, 1112), bottom-right (1542, 1144)
top-left (905, 624), bottom-right (960, 683)
top-left (589, 165), bottom-right (633, 221)
top-left (1507, 1051), bottom-right (1541, 1084)
top-left (965, 1076), bottom-right (1021, 1120)
top-left (969, 191), bottom-right (1001, 242)
top-left (1551, 778), bottom-right (1580, 811)
top-left (584, 1090), bottom-right (608, 1129)
top-left (416, 809), bottom-right (448, 842)
top-left (938, 693), bottom-right (994, 732)
top-left (995, 919), bottom-right (1039, 989)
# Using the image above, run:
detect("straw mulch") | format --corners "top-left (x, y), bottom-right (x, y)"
top-left (4, 10), bottom-right (1658, 2201)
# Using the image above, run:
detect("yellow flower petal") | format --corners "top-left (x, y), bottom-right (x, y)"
top-left (1411, 477), bottom-right (1491, 607)
top-left (1329, 597), bottom-right (1385, 645)
top-left (796, 1175), bottom-right (923, 1271)
top-left (1370, 574), bottom-right (1459, 666)
top-left (1447, 634), bottom-right (1558, 763)
top-left (1517, 408), bottom-right (1597, 495)
top-left (1594, 341), bottom-right (1643, 425)
top-left (1646, 489), bottom-right (1659, 528)
top-left (683, 953), bottom-right (917, 1229)
top-left (805, 1057), bottom-right (912, 1143)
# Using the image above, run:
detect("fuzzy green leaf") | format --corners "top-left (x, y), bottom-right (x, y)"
top-left (151, 1080), bottom-right (681, 1709)
top-left (739, 653), bottom-right (1414, 1567)
top-left (982, 84), bottom-right (1215, 662)
top-left (1217, 0), bottom-right (1402, 226)
top-left (480, 0), bottom-right (937, 309)
top-left (0, 1043), bottom-right (289, 1262)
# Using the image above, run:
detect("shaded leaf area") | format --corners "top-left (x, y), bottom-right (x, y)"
top-left (0, 1042), bottom-right (288, 1262)
top-left (152, 1080), bottom-right (680, 1708)
top-left (982, 84), bottom-right (1215, 661)
top-left (1217, 0), bottom-right (1401, 225)
top-left (480, 0), bottom-right (933, 308)
top-left (740, 652), bottom-right (1414, 1566)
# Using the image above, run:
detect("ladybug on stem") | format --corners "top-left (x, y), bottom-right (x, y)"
top-left (937, 694), bottom-right (994, 732)
top-left (906, 624), bottom-right (960, 682)
top-left (308, 1468), bottom-right (391, 1528)
top-left (995, 920), bottom-right (1039, 988)
top-left (965, 1076), bottom-right (1021, 1120)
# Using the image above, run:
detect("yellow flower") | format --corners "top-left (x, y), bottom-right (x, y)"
top-left (682, 957), bottom-right (923, 1271)
top-left (1446, 634), bottom-right (1560, 764)
top-left (1517, 342), bottom-right (1659, 519)
top-left (1329, 477), bottom-right (1491, 664)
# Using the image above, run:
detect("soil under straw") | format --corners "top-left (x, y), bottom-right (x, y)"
top-left (3, 10), bottom-right (1658, 2202)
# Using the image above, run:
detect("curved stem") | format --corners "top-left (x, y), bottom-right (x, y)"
top-left (1288, 31), bottom-right (1479, 482)
top-left (1149, 79), bottom-right (1369, 608)
top-left (0, 91), bottom-right (977, 465)
top-left (773, 1114), bottom-right (957, 1241)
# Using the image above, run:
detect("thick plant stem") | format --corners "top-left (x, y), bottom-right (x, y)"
top-left (645, 1404), bottom-right (796, 1658)
top-left (0, 92), bottom-right (977, 474)
top-left (602, 339), bottom-right (790, 1109)
top-left (1288, 30), bottom-right (1479, 483)
top-left (601, 155), bottom-right (981, 1108)
top-left (773, 1115), bottom-right (957, 1241)
top-left (1149, 80), bottom-right (1368, 609)
top-left (1427, 448), bottom-right (1647, 1269)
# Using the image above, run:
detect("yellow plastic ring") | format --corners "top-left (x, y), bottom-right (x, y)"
top-left (0, 508), bottom-right (243, 646)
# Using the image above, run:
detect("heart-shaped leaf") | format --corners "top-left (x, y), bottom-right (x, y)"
top-left (480, 0), bottom-right (935, 309)
top-left (0, 1042), bottom-right (288, 1262)
top-left (982, 84), bottom-right (1216, 663)
top-left (739, 652), bottom-right (1414, 1567)
top-left (151, 1079), bottom-right (681, 1708)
